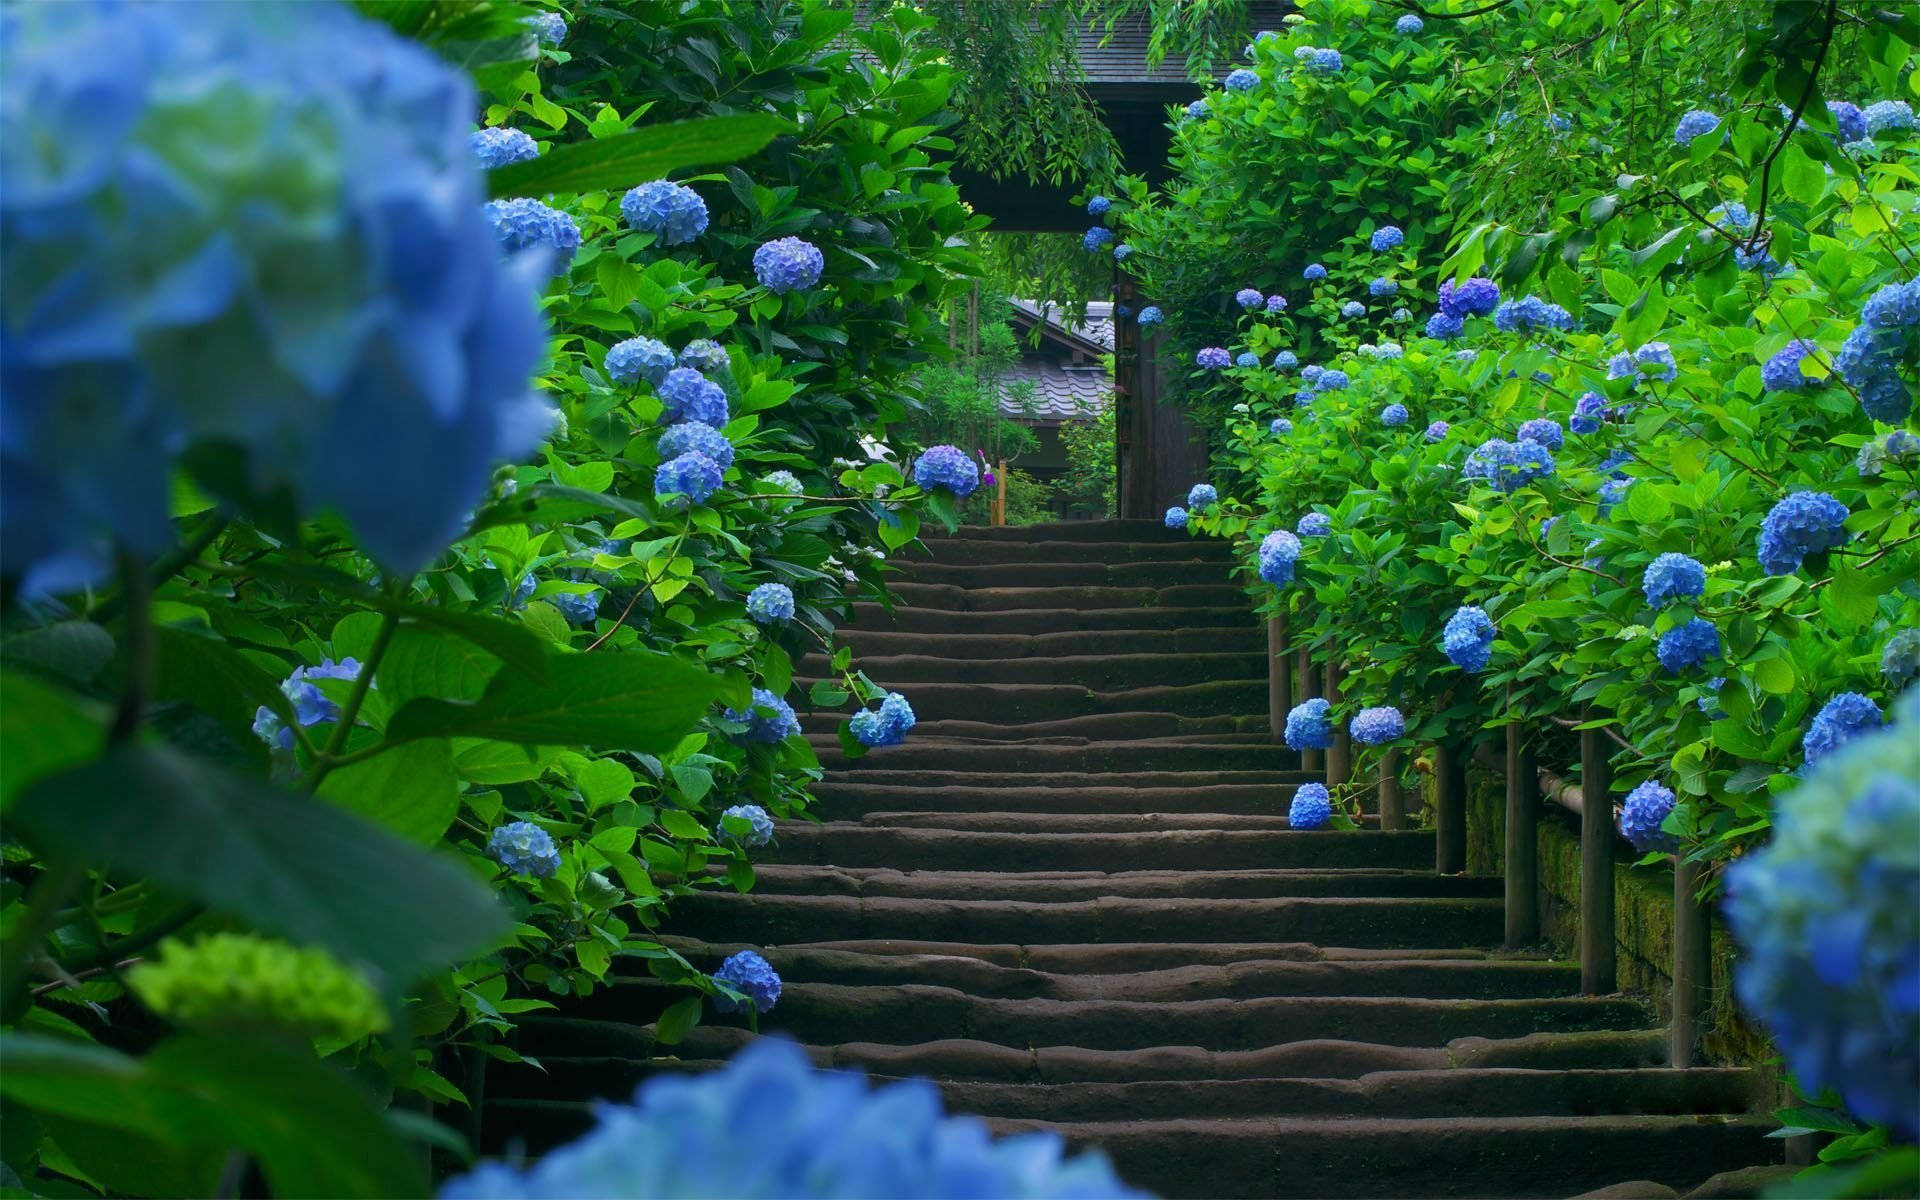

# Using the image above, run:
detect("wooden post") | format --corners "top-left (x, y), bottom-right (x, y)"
top-left (991, 460), bottom-right (1007, 526)
top-left (1579, 722), bottom-right (1616, 994)
top-left (1435, 740), bottom-right (1466, 874)
top-left (1504, 721), bottom-right (1540, 948)
top-left (1379, 748), bottom-right (1406, 830)
top-left (1323, 659), bottom-right (1350, 788)
top-left (1671, 856), bottom-right (1710, 1066)
top-left (1295, 646), bottom-right (1322, 775)
top-left (1267, 615), bottom-right (1292, 746)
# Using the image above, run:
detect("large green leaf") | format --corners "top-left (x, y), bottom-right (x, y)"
top-left (10, 745), bottom-right (506, 984)
top-left (316, 738), bottom-right (460, 844)
top-left (0, 672), bottom-right (106, 811)
top-left (385, 647), bottom-right (721, 752)
top-left (487, 115), bottom-right (789, 199)
top-left (151, 625), bottom-right (295, 746)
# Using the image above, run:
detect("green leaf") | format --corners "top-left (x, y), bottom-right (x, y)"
top-left (3, 621), bottom-right (116, 685)
top-left (0, 672), bottom-right (106, 811)
top-left (1772, 1106), bottom-right (1865, 1136)
top-left (487, 115), bottom-right (788, 199)
top-left (1752, 655), bottom-right (1797, 696)
top-left (10, 744), bottom-right (507, 984)
top-left (653, 995), bottom-right (703, 1045)
top-left (316, 738), bottom-right (460, 844)
top-left (395, 606), bottom-right (550, 682)
top-left (151, 625), bottom-right (295, 746)
top-left (571, 756), bottom-right (636, 809)
top-left (386, 647), bottom-right (721, 752)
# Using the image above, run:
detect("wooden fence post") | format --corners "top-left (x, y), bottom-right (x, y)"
top-left (1296, 646), bottom-right (1322, 774)
top-left (1267, 614), bottom-right (1292, 746)
top-left (1504, 720), bottom-right (1540, 947)
top-left (1671, 857), bottom-right (1710, 1066)
top-left (1434, 740), bottom-right (1466, 874)
top-left (1379, 748), bottom-right (1406, 830)
top-left (1324, 659), bottom-right (1350, 788)
top-left (1579, 719), bottom-right (1616, 993)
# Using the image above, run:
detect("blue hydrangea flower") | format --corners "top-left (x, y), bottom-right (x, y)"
top-left (659, 422), bottom-right (734, 471)
top-left (1197, 347), bottom-right (1232, 369)
top-left (1642, 553), bottom-right (1706, 607)
top-left (1294, 389), bottom-right (1317, 407)
top-left (1599, 449), bottom-right (1635, 478)
top-left (1370, 226), bottom-right (1405, 252)
top-left (1270, 418), bottom-right (1293, 436)
top-left (1317, 370), bottom-right (1350, 391)
top-left (1289, 782), bottom-right (1333, 830)
top-left (1391, 307), bottom-right (1412, 322)
top-left (1425, 312), bottom-right (1465, 340)
top-left (440, 1037), bottom-right (1147, 1200)
top-left (1138, 306), bottom-right (1165, 325)
top-left (1632, 341), bottom-right (1679, 383)
top-left (1438, 277), bottom-right (1501, 318)
top-left (1597, 476), bottom-right (1632, 517)
top-left (746, 582), bottom-right (795, 625)
top-left (1087, 195), bottom-right (1112, 216)
top-left (1620, 780), bottom-right (1679, 853)
top-left (1083, 226), bottom-right (1116, 252)
top-left (712, 950), bottom-right (782, 1014)
top-left (1516, 418), bottom-right (1565, 450)
top-left (1759, 491), bottom-right (1849, 575)
top-left (717, 804), bottom-right (775, 850)
top-left (1284, 699), bottom-right (1333, 751)
top-left (1235, 352), bottom-right (1260, 368)
top-left (1462, 439), bottom-right (1554, 492)
top-left (1674, 109), bottom-right (1722, 146)
top-left (1424, 420), bottom-right (1450, 443)
top-left (1273, 350), bottom-right (1299, 370)
top-left (1443, 606), bottom-right (1495, 672)
top-left (1350, 706), bottom-right (1405, 745)
top-left (1723, 690), bottom-right (1919, 1142)
top-left (1235, 287), bottom-right (1264, 310)
top-left (553, 588), bottom-right (601, 628)
top-left (621, 180), bottom-right (709, 245)
top-left (1266, 294), bottom-right (1289, 313)
top-left (1381, 403), bottom-right (1410, 427)
top-left (678, 339), bottom-right (730, 376)
top-left (763, 470), bottom-right (805, 496)
top-left (657, 368), bottom-right (730, 427)
top-left (0, 3), bottom-right (558, 588)
top-left (1303, 263), bottom-right (1328, 281)
top-left (1301, 365), bottom-right (1326, 384)
top-left (913, 445), bottom-right (981, 497)
top-left (470, 127), bottom-right (539, 169)
top-left (1225, 69), bottom-right (1259, 92)
top-left (1656, 618), bottom-right (1720, 674)
top-left (1861, 279), bottom-right (1920, 328)
top-left (253, 657), bottom-right (369, 750)
top-left (1396, 13), bottom-right (1424, 34)
top-left (1185, 100), bottom-right (1209, 120)
top-left (1881, 629), bottom-right (1920, 691)
top-left (725, 688), bottom-right (800, 744)
top-left (1825, 100), bottom-right (1869, 143)
top-left (606, 337), bottom-right (677, 386)
top-left (1164, 506), bottom-right (1188, 529)
top-left (655, 450), bottom-right (724, 506)
top-left (1257, 530), bottom-right (1301, 586)
top-left (1707, 202), bottom-right (1755, 235)
top-left (1297, 512), bottom-right (1330, 537)
top-left (1340, 301), bottom-right (1367, 319)
top-left (1570, 392), bottom-right (1608, 435)
top-left (1760, 340), bottom-right (1822, 391)
top-left (486, 198), bottom-right (581, 274)
top-left (522, 11), bottom-right (567, 44)
top-left (1859, 429), bottom-right (1920, 476)
top-left (1805, 693), bottom-right (1885, 765)
top-left (1187, 483), bottom-right (1219, 509)
top-left (1369, 277), bottom-right (1399, 297)
top-left (1296, 47), bottom-right (1344, 75)
top-left (851, 692), bottom-right (916, 748)
top-left (1492, 295), bottom-right (1575, 332)
top-left (1113, 243), bottom-right (1132, 261)
top-left (488, 821), bottom-right (561, 878)
top-left (1834, 324), bottom-right (1913, 424)
top-left (1864, 100), bottom-right (1914, 136)
top-left (753, 237), bottom-right (824, 293)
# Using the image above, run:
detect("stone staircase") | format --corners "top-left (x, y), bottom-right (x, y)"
top-left (480, 519), bottom-right (1775, 1198)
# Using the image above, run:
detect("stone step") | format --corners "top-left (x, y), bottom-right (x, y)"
top-left (845, 811), bottom-right (1307, 832)
top-left (893, 559), bottom-right (1238, 589)
top-left (806, 712), bottom-right (1275, 743)
top-left (807, 679), bottom-right (1269, 724)
top-left (833, 626), bottom-right (1266, 660)
top-left (889, 581), bottom-right (1246, 612)
top-left (763, 825), bottom-right (1435, 874)
top-left (905, 538), bottom-right (1237, 565)
top-left (808, 784), bottom-right (1305, 817)
top-left (731, 867), bottom-right (1493, 903)
top-left (661, 939), bottom-right (1503, 971)
top-left (814, 737), bottom-right (1298, 773)
top-left (817, 767), bottom-right (1298, 789)
top-left (927, 519), bottom-right (1194, 543)
top-left (801, 650), bottom-right (1269, 688)
top-left (850, 603), bottom-right (1257, 634)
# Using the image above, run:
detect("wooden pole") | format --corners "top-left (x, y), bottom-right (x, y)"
top-left (1580, 721), bottom-right (1616, 994)
top-left (992, 460), bottom-right (1007, 526)
top-left (1267, 615), bottom-right (1292, 745)
top-left (1435, 741), bottom-right (1466, 874)
top-left (1671, 857), bottom-right (1710, 1066)
top-left (1504, 720), bottom-right (1540, 948)
top-left (1379, 748), bottom-right (1406, 830)
top-left (1295, 646), bottom-right (1322, 775)
top-left (1323, 659), bottom-right (1350, 788)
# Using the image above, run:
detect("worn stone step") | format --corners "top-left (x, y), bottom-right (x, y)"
top-left (815, 738), bottom-right (1298, 774)
top-left (834, 626), bottom-right (1265, 660)
top-left (806, 712), bottom-right (1274, 743)
top-left (801, 650), bottom-right (1268, 688)
top-left (907, 537), bottom-right (1236, 565)
top-left (850, 603), bottom-right (1256, 634)
top-left (893, 559), bottom-right (1237, 589)
top-left (810, 785), bottom-right (1301, 817)
top-left (889, 581), bottom-right (1246, 612)
top-left (662, 939), bottom-right (1504, 972)
top-left (763, 825), bottom-right (1435, 874)
top-left (728, 866), bottom-right (1497, 903)
top-left (927, 519), bottom-right (1195, 543)
top-left (818, 768), bottom-right (1298, 790)
top-left (847, 810), bottom-right (1310, 831)
top-left (828, 680), bottom-right (1268, 724)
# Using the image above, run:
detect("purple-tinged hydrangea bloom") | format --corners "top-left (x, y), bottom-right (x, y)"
top-left (1835, 325), bottom-right (1913, 424)
top-left (1826, 100), bottom-right (1869, 143)
top-left (1517, 418), bottom-right (1564, 450)
top-left (712, 950), bottom-right (782, 1014)
top-left (522, 11), bottom-right (567, 44)
top-left (1266, 294), bottom-right (1289, 313)
top-left (1370, 226), bottom-right (1405, 252)
top-left (912, 445), bottom-right (981, 497)
top-left (1303, 263), bottom-right (1328, 281)
top-left (657, 368), bottom-right (729, 427)
top-left (1759, 491), bottom-right (1849, 575)
top-left (488, 821), bottom-right (561, 878)
top-left (1273, 350), bottom-right (1299, 370)
top-left (1643, 553), bottom-right (1706, 607)
top-left (1881, 629), bottom-right (1920, 691)
top-left (1424, 420), bottom-right (1450, 443)
top-left (725, 688), bottom-right (800, 744)
top-left (1761, 340), bottom-right (1823, 392)
top-left (1270, 418), bottom-right (1294, 436)
top-left (1138, 305), bottom-right (1164, 325)
top-left (1289, 783), bottom-right (1333, 830)
top-left (1317, 370), bottom-right (1350, 391)
top-left (1438, 277), bottom-right (1501, 318)
top-left (1381, 403), bottom-right (1410, 427)
top-left (1301, 365), bottom-right (1326, 385)
top-left (655, 452), bottom-right (723, 505)
top-left (746, 582), bottom-right (795, 625)
top-left (1350, 706), bottom-right (1405, 745)
top-left (440, 1037), bottom-right (1145, 1200)
top-left (1396, 13), bottom-right (1424, 34)
top-left (606, 337), bottom-right (677, 386)
top-left (1340, 301), bottom-right (1367, 318)
top-left (1187, 483), bottom-right (1219, 509)
top-left (659, 422), bottom-right (734, 471)
top-left (252, 658), bottom-right (369, 750)
top-left (1294, 390), bottom-right (1318, 407)
top-left (1674, 109), bottom-right (1722, 145)
top-left (1426, 312), bottom-right (1465, 340)
top-left (851, 692), bottom-right (916, 748)
top-left (1369, 277), bottom-right (1399, 297)
top-left (621, 180), bottom-right (709, 245)
top-left (1861, 279), bottom-right (1920, 328)
top-left (1443, 606), bottom-right (1496, 671)
top-left (1620, 780), bottom-right (1679, 853)
top-left (1296, 47), bottom-right (1344, 75)
top-left (1087, 195), bottom-right (1112, 216)
top-left (470, 127), bottom-right (539, 169)
top-left (754, 237), bottom-right (825, 293)
top-left (1257, 529), bottom-right (1301, 586)
top-left (486, 198), bottom-right (581, 272)
top-left (1804, 693), bottom-right (1885, 765)
top-left (1083, 226), bottom-right (1115, 252)
top-left (1463, 440), bottom-right (1555, 492)
top-left (1493, 295), bottom-right (1575, 332)
top-left (1235, 352), bottom-right (1261, 368)
top-left (1285, 699), bottom-right (1334, 752)
top-left (1225, 69), bottom-right (1260, 92)
top-left (1657, 618), bottom-right (1720, 674)
top-left (1197, 347), bottom-right (1233, 369)
top-left (678, 339), bottom-right (731, 375)
top-left (1164, 506), bottom-right (1188, 529)
top-left (1632, 341), bottom-right (1679, 383)
top-left (1864, 100), bottom-right (1914, 136)
top-left (1297, 512), bottom-right (1331, 537)
top-left (1570, 392), bottom-right (1608, 435)
top-left (553, 588), bottom-right (602, 628)
top-left (717, 804), bottom-right (774, 849)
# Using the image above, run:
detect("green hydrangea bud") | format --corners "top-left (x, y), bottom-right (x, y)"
top-left (129, 933), bottom-right (387, 1043)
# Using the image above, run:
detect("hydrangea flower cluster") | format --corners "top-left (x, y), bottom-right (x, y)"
top-left (1864, 99), bottom-right (1914, 136)
top-left (1426, 313), bottom-right (1465, 340)
top-left (1758, 491), bottom-right (1850, 575)
top-left (1438, 277), bottom-right (1501, 318)
top-left (1370, 225), bottom-right (1405, 252)
top-left (658, 368), bottom-right (730, 427)
top-left (1570, 392), bottom-right (1609, 435)
top-left (913, 445), bottom-right (982, 497)
top-left (713, 950), bottom-right (782, 1014)
top-left (1462, 439), bottom-right (1555, 492)
top-left (1164, 506), bottom-right (1188, 529)
top-left (746, 582), bottom-right (795, 625)
top-left (1225, 69), bottom-right (1259, 92)
top-left (1265, 294), bottom-right (1289, 313)
top-left (251, 658), bottom-right (369, 751)
top-left (1396, 13), bottom-right (1424, 33)
top-left (621, 180), bottom-right (709, 245)
top-left (1284, 699), bottom-right (1334, 751)
top-left (486, 198), bottom-right (582, 273)
top-left (489, 821), bottom-right (562, 878)
top-left (1289, 783), bottom-right (1333, 830)
top-left (1642, 553), bottom-right (1706, 607)
top-left (1273, 350), bottom-right (1299, 370)
top-left (1257, 530), bottom-right (1301, 586)
top-left (660, 422), bottom-right (735, 470)
top-left (1197, 347), bottom-right (1233, 369)
top-left (553, 589), bottom-right (602, 628)
top-left (1516, 418), bottom-right (1565, 450)
top-left (1270, 418), bottom-right (1294, 436)
top-left (607, 337), bottom-right (677, 386)
top-left (440, 1037), bottom-right (1146, 1200)
top-left (1185, 100), bottom-right (1209, 120)
top-left (1492, 295), bottom-right (1575, 332)
top-left (1597, 477), bottom-right (1632, 518)
top-left (754, 237), bottom-right (825, 292)
top-left (1424, 420), bottom-right (1450, 443)
top-left (130, 933), bottom-right (387, 1044)
top-left (471, 127), bottom-right (539, 169)
top-left (1804, 693), bottom-right (1884, 765)
top-left (1295, 47), bottom-right (1344, 76)
top-left (1825, 100), bottom-right (1869, 143)
top-left (1632, 341), bottom-right (1679, 382)
top-left (1885, 629), bottom-right (1920, 691)
top-left (1187, 483), bottom-right (1219, 509)
top-left (1087, 195), bottom-right (1112, 216)
top-left (1381, 404), bottom-right (1409, 427)
top-left (1297, 512), bottom-right (1330, 537)
top-left (1113, 243), bottom-right (1133, 261)
top-left (1304, 263), bottom-right (1328, 281)
top-left (1723, 690), bottom-right (1918, 1142)
top-left (1620, 780), bottom-right (1679, 853)
top-left (1340, 301), bottom-right (1367, 319)
top-left (1083, 226), bottom-right (1115, 252)
top-left (1350, 706), bottom-right (1405, 745)
top-left (656, 453), bottom-right (724, 505)
top-left (0, 2), bottom-right (559, 588)
top-left (1138, 306), bottom-right (1165, 325)
top-left (1673, 109), bottom-right (1721, 145)
top-left (1369, 277), bottom-right (1399, 297)
top-left (1235, 352), bottom-right (1261, 368)
top-left (851, 692), bottom-right (916, 748)
top-left (726, 689), bottom-right (800, 744)
top-left (1235, 288), bottom-right (1264, 309)
top-left (1834, 280), bottom-right (1917, 423)
top-left (523, 11), bottom-right (567, 44)
top-left (1443, 606), bottom-right (1496, 672)
top-left (1656, 618), bottom-right (1720, 674)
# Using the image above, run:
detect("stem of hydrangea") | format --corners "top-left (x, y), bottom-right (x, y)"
top-left (109, 548), bottom-right (154, 743)
top-left (307, 593), bottom-right (405, 786)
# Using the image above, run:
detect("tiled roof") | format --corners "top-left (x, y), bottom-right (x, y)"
top-left (1002, 360), bottom-right (1111, 421)
top-left (1011, 299), bottom-right (1115, 353)
top-left (1074, 3), bottom-right (1296, 85)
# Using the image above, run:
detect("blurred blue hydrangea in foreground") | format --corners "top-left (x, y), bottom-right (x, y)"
top-left (0, 1), bottom-right (553, 590)
top-left (441, 1038), bottom-right (1146, 1199)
